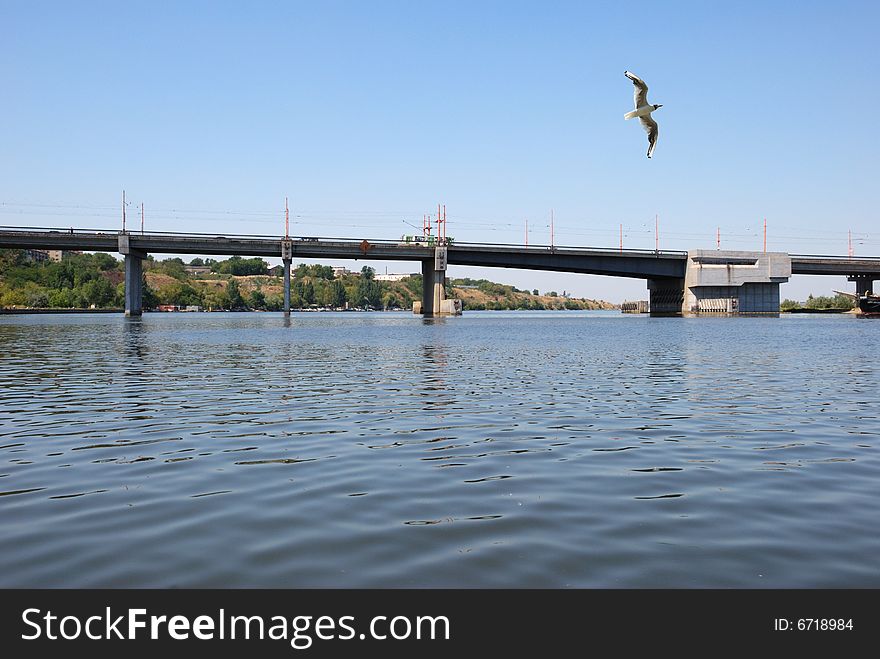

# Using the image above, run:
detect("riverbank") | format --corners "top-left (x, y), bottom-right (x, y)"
top-left (0, 307), bottom-right (123, 314)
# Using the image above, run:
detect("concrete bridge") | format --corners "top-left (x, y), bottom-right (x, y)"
top-left (1, 226), bottom-right (879, 316)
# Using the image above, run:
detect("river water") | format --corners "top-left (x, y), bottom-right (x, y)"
top-left (0, 311), bottom-right (877, 587)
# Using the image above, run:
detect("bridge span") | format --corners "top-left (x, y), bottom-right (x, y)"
top-left (1, 227), bottom-right (879, 316)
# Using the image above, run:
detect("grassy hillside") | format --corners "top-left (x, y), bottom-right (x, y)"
top-left (449, 278), bottom-right (614, 311)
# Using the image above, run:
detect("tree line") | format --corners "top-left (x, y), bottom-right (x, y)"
top-left (780, 294), bottom-right (856, 311)
top-left (0, 250), bottom-right (414, 311)
top-left (1, 249), bottom-right (609, 311)
top-left (0, 250), bottom-right (123, 308)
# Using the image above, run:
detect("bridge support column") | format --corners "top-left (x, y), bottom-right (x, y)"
top-left (413, 254), bottom-right (461, 318)
top-left (118, 233), bottom-right (146, 317)
top-left (416, 247), bottom-right (462, 317)
top-left (123, 251), bottom-right (145, 317)
top-left (419, 259), bottom-right (441, 316)
top-left (283, 258), bottom-right (292, 314)
top-left (849, 275), bottom-right (875, 297)
top-left (647, 278), bottom-right (685, 315)
top-left (281, 240), bottom-right (293, 315)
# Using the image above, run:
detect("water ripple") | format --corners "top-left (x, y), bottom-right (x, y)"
top-left (0, 311), bottom-right (878, 587)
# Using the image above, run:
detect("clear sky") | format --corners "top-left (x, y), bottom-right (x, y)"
top-left (2, 1), bottom-right (877, 301)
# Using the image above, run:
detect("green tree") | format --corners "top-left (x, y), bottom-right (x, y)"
top-left (264, 293), bottom-right (283, 311)
top-left (402, 275), bottom-right (422, 296)
top-left (153, 257), bottom-right (187, 279)
top-left (24, 282), bottom-right (49, 307)
top-left (301, 280), bottom-right (315, 305)
top-left (92, 253), bottom-right (120, 271)
top-left (360, 265), bottom-right (375, 280)
top-left (82, 277), bottom-right (116, 307)
top-left (382, 292), bottom-right (401, 310)
top-left (227, 278), bottom-right (245, 309)
top-left (47, 288), bottom-right (76, 308)
top-left (331, 280), bottom-right (346, 307)
top-left (217, 256), bottom-right (268, 276)
top-left (357, 277), bottom-right (382, 309)
top-left (248, 289), bottom-right (266, 309)
top-left (203, 289), bottom-right (230, 311)
top-left (294, 264), bottom-right (334, 280)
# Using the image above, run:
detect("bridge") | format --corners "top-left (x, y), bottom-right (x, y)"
top-left (1, 226), bottom-right (878, 316)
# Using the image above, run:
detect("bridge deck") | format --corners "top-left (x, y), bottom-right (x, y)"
top-left (1, 227), bottom-right (878, 279)
top-left (0, 227), bottom-right (688, 279)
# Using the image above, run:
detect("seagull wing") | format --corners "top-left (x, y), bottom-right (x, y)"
top-left (625, 71), bottom-right (649, 108)
top-left (639, 115), bottom-right (658, 158)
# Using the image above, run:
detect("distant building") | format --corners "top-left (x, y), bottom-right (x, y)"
top-left (375, 273), bottom-right (416, 282)
top-left (47, 250), bottom-right (81, 262)
top-left (184, 265), bottom-right (212, 275)
top-left (332, 266), bottom-right (351, 278)
top-left (24, 249), bottom-right (49, 263)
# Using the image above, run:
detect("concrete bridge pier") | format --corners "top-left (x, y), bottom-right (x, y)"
top-left (647, 251), bottom-right (792, 315)
top-left (415, 247), bottom-right (462, 317)
top-left (419, 259), bottom-right (443, 316)
top-left (119, 234), bottom-right (146, 317)
top-left (282, 258), bottom-right (291, 313)
top-left (124, 252), bottom-right (146, 316)
top-left (281, 240), bottom-right (293, 314)
top-left (682, 251), bottom-right (790, 314)
top-left (849, 274), bottom-right (875, 296)
top-left (647, 278), bottom-right (685, 315)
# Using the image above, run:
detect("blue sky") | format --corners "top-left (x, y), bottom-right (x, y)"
top-left (2, 1), bottom-right (877, 300)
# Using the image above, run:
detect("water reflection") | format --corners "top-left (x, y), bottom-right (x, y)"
top-left (123, 317), bottom-right (148, 359)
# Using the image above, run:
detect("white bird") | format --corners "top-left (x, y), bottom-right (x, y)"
top-left (624, 71), bottom-right (663, 158)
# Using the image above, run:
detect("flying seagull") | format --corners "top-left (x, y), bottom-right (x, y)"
top-left (624, 71), bottom-right (663, 158)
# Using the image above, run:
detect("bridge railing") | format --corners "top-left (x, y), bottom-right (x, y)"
top-left (790, 253), bottom-right (880, 262)
top-left (4, 226), bottom-right (877, 261)
top-left (451, 240), bottom-right (688, 257)
top-left (0, 226), bottom-right (688, 255)
top-left (0, 226), bottom-right (411, 247)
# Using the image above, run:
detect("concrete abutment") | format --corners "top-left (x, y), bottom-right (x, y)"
top-left (649, 251), bottom-right (791, 315)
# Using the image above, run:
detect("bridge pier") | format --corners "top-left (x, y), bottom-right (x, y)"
top-left (281, 240), bottom-right (292, 314)
top-left (682, 251), bottom-right (789, 314)
top-left (415, 247), bottom-right (462, 317)
top-left (118, 234), bottom-right (146, 317)
top-left (647, 278), bottom-right (685, 315)
top-left (648, 251), bottom-right (792, 315)
top-left (848, 274), bottom-right (875, 297)
top-left (283, 258), bottom-right (291, 313)
top-left (419, 259), bottom-right (442, 316)
top-left (123, 251), bottom-right (146, 316)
